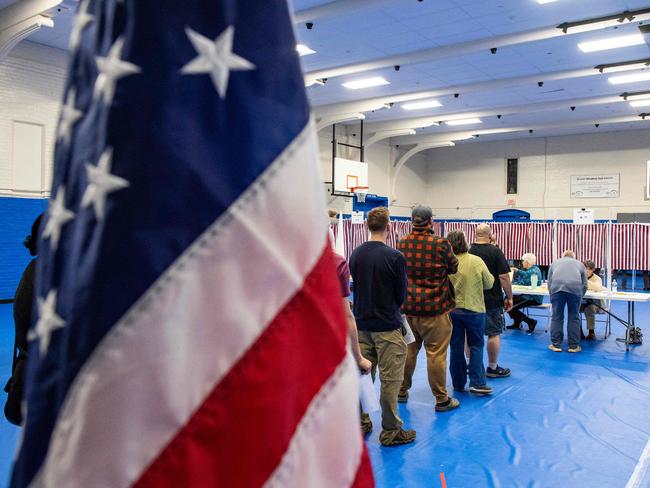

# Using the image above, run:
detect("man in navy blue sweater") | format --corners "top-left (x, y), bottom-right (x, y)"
top-left (349, 207), bottom-right (415, 447)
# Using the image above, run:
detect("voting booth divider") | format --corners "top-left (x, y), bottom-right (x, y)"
top-left (331, 219), bottom-right (650, 274)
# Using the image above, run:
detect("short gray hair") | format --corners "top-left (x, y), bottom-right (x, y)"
top-left (521, 253), bottom-right (537, 266)
top-left (563, 250), bottom-right (576, 259)
top-left (476, 224), bottom-right (491, 237)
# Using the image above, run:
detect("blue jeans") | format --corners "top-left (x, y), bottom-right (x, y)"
top-left (550, 291), bottom-right (582, 348)
top-left (450, 309), bottom-right (487, 389)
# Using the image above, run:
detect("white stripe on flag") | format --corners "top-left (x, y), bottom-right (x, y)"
top-left (264, 353), bottom-right (362, 488)
top-left (32, 124), bottom-right (345, 488)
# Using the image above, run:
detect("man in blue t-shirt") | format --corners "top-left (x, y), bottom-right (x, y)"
top-left (349, 207), bottom-right (415, 447)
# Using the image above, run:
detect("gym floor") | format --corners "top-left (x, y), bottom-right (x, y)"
top-left (0, 301), bottom-right (649, 487)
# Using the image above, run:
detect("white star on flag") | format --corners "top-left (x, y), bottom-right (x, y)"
top-left (29, 290), bottom-right (66, 356)
top-left (81, 147), bottom-right (130, 220)
top-left (69, 0), bottom-right (94, 50)
top-left (94, 37), bottom-right (141, 104)
top-left (56, 89), bottom-right (83, 147)
top-left (43, 186), bottom-right (75, 251)
top-left (181, 26), bottom-right (255, 99)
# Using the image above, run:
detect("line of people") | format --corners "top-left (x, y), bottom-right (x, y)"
top-left (335, 206), bottom-right (607, 448)
top-left (339, 206), bottom-right (514, 447)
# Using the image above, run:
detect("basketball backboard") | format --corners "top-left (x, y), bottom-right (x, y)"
top-left (333, 157), bottom-right (368, 196)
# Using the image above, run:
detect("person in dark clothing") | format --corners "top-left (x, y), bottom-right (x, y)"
top-left (4, 214), bottom-right (43, 426)
top-left (349, 207), bottom-right (415, 447)
top-left (469, 224), bottom-right (513, 378)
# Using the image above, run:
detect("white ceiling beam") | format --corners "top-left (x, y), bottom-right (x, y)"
top-left (365, 94), bottom-right (623, 133)
top-left (315, 112), bottom-right (365, 131)
top-left (293, 0), bottom-right (397, 24)
top-left (305, 10), bottom-right (650, 82)
top-left (365, 129), bottom-right (416, 149)
top-left (313, 65), bottom-right (597, 117)
top-left (390, 142), bottom-right (454, 202)
top-left (391, 114), bottom-right (649, 145)
top-left (0, 0), bottom-right (60, 62)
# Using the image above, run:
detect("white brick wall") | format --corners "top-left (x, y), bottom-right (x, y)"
top-left (0, 42), bottom-right (67, 197)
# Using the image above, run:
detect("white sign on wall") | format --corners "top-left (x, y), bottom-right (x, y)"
top-left (573, 208), bottom-right (594, 224)
top-left (570, 174), bottom-right (619, 199)
top-left (351, 211), bottom-right (365, 224)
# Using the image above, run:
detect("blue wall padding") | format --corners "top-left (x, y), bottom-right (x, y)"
top-left (0, 197), bottom-right (47, 300)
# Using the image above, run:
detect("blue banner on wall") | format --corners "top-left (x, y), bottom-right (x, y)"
top-left (0, 197), bottom-right (48, 300)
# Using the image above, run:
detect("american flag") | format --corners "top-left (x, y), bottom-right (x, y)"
top-left (11, 1), bottom-right (373, 487)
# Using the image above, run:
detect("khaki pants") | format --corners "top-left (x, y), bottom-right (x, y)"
top-left (400, 313), bottom-right (452, 404)
top-left (358, 328), bottom-right (407, 443)
top-left (583, 304), bottom-right (598, 330)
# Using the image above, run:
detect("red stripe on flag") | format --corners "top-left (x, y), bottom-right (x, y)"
top-left (351, 446), bottom-right (375, 488)
top-left (133, 247), bottom-right (353, 488)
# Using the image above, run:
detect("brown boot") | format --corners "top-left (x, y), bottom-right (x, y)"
top-left (586, 331), bottom-right (597, 341)
top-left (380, 428), bottom-right (416, 447)
top-left (360, 413), bottom-right (372, 436)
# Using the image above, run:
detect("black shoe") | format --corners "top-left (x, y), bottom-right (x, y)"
top-left (526, 319), bottom-right (537, 333)
top-left (486, 365), bottom-right (511, 378)
top-left (397, 392), bottom-right (409, 403)
top-left (506, 322), bottom-right (522, 330)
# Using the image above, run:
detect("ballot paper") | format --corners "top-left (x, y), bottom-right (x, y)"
top-left (359, 373), bottom-right (380, 413)
top-left (402, 315), bottom-right (416, 345)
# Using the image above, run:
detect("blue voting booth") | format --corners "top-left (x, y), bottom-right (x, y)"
top-left (492, 209), bottom-right (531, 222)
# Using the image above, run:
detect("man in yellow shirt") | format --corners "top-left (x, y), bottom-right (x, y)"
top-left (446, 231), bottom-right (495, 395)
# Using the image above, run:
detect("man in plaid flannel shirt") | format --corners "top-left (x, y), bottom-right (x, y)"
top-left (397, 206), bottom-right (461, 412)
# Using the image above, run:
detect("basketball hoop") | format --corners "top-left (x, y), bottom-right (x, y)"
top-left (351, 186), bottom-right (369, 203)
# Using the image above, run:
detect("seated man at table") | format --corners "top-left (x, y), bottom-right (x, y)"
top-left (548, 250), bottom-right (588, 353)
top-left (507, 253), bottom-right (543, 333)
top-left (581, 260), bottom-right (605, 341)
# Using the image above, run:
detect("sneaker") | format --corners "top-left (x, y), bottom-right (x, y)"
top-left (486, 365), bottom-right (511, 378)
top-left (435, 397), bottom-right (461, 412)
top-left (568, 345), bottom-right (582, 353)
top-left (586, 331), bottom-right (596, 341)
top-left (380, 428), bottom-right (416, 447)
top-left (397, 392), bottom-right (409, 403)
top-left (469, 385), bottom-right (493, 395)
top-left (526, 319), bottom-right (537, 333)
top-left (548, 344), bottom-right (562, 352)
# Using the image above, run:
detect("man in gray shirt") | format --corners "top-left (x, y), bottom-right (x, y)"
top-left (547, 250), bottom-right (588, 353)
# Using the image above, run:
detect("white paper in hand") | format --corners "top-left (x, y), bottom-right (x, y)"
top-left (402, 315), bottom-right (416, 345)
top-left (359, 373), bottom-right (380, 413)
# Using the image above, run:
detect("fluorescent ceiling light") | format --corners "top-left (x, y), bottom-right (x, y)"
top-left (537, 0), bottom-right (558, 3)
top-left (609, 71), bottom-right (650, 85)
top-left (342, 77), bottom-right (390, 90)
top-left (578, 34), bottom-right (645, 53)
top-left (296, 44), bottom-right (315, 56)
top-left (401, 100), bottom-right (443, 110)
top-left (445, 118), bottom-right (482, 126)
top-left (630, 100), bottom-right (650, 107)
